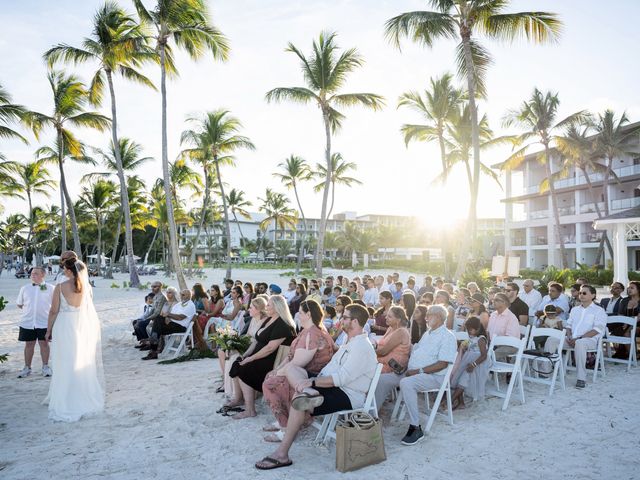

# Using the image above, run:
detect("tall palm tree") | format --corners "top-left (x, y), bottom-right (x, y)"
top-left (386, 0), bottom-right (562, 276)
top-left (226, 188), bottom-right (252, 245)
top-left (45, 2), bottom-right (156, 286)
top-left (398, 73), bottom-right (463, 178)
top-left (0, 161), bottom-right (20, 217)
top-left (29, 70), bottom-right (110, 256)
top-left (179, 109), bottom-right (255, 279)
top-left (273, 155), bottom-right (312, 275)
top-left (79, 180), bottom-right (118, 275)
top-left (266, 31), bottom-right (384, 276)
top-left (258, 189), bottom-right (298, 261)
top-left (0, 83), bottom-right (30, 160)
top-left (11, 160), bottom-right (57, 263)
top-left (133, 0), bottom-right (230, 290)
top-left (313, 152), bottom-right (362, 221)
top-left (502, 89), bottom-right (589, 268)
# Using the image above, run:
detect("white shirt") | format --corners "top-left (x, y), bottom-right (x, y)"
top-left (519, 288), bottom-right (543, 317)
top-left (566, 302), bottom-right (607, 339)
top-left (407, 325), bottom-right (457, 375)
top-left (169, 301), bottom-right (196, 328)
top-left (335, 322), bottom-right (371, 347)
top-left (16, 283), bottom-right (54, 329)
top-left (283, 288), bottom-right (296, 304)
top-left (363, 288), bottom-right (378, 306)
top-left (319, 333), bottom-right (377, 408)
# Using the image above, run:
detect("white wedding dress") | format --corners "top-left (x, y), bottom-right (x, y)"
top-left (45, 268), bottom-right (105, 422)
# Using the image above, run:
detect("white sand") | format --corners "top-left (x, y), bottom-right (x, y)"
top-left (1, 268), bottom-right (638, 479)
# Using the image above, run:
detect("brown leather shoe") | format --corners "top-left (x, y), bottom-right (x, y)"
top-left (142, 351), bottom-right (158, 360)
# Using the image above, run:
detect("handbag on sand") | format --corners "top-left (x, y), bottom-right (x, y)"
top-left (335, 412), bottom-right (386, 472)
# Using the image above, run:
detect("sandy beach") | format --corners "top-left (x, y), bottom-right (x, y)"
top-left (1, 268), bottom-right (638, 480)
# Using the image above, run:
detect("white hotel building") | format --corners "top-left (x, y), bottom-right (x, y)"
top-left (500, 124), bottom-right (640, 270)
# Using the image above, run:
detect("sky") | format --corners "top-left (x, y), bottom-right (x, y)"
top-left (2, 0), bottom-right (640, 229)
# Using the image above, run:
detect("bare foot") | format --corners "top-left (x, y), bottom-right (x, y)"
top-left (232, 410), bottom-right (257, 420)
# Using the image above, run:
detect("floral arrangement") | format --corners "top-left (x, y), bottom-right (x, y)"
top-left (39, 284), bottom-right (47, 291)
top-left (209, 324), bottom-right (252, 354)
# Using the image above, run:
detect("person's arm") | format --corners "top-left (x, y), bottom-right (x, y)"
top-left (145, 296), bottom-right (166, 320)
top-left (446, 307), bottom-right (454, 330)
top-left (405, 360), bottom-right (448, 377)
top-left (375, 329), bottom-right (408, 357)
top-left (240, 337), bottom-right (285, 365)
top-left (16, 287), bottom-right (24, 309)
top-left (518, 312), bottom-right (529, 326)
top-left (222, 300), bottom-right (242, 320)
top-left (45, 285), bottom-right (61, 341)
top-left (507, 315), bottom-right (521, 338)
top-left (467, 337), bottom-right (488, 372)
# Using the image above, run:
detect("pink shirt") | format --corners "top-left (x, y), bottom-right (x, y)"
top-left (488, 308), bottom-right (520, 340)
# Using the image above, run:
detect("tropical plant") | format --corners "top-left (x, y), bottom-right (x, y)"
top-left (226, 188), bottom-right (252, 245)
top-left (79, 180), bottom-right (118, 275)
top-left (0, 83), bottom-right (30, 160)
top-left (313, 152), bottom-right (362, 221)
top-left (133, 0), bottom-right (230, 290)
top-left (386, 0), bottom-right (562, 277)
top-left (502, 88), bottom-right (589, 268)
top-left (266, 31), bottom-right (384, 276)
top-left (258, 189), bottom-right (298, 261)
top-left (273, 155), bottom-right (312, 275)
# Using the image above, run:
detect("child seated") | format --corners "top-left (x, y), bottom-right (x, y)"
top-left (533, 304), bottom-right (562, 349)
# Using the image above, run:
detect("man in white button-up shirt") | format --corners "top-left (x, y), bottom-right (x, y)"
top-left (16, 266), bottom-right (54, 378)
top-left (518, 279), bottom-right (542, 324)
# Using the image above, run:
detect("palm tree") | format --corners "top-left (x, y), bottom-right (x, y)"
top-left (266, 31), bottom-right (384, 276)
top-left (28, 70), bottom-right (110, 256)
top-left (180, 110), bottom-right (254, 278)
top-left (0, 161), bottom-right (21, 218)
top-left (398, 73), bottom-right (463, 178)
top-left (502, 89), bottom-right (589, 268)
top-left (313, 153), bottom-right (362, 221)
top-left (258, 189), bottom-right (298, 261)
top-left (273, 155), bottom-right (312, 275)
top-left (11, 160), bottom-right (57, 263)
top-left (226, 188), bottom-right (253, 245)
top-left (386, 0), bottom-right (562, 275)
top-left (79, 180), bottom-right (117, 276)
top-left (45, 2), bottom-right (155, 286)
top-left (0, 83), bottom-right (29, 160)
top-left (133, 0), bottom-right (230, 290)
top-left (1, 214), bottom-right (28, 260)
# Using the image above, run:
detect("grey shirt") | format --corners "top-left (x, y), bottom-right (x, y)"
top-left (143, 291), bottom-right (167, 321)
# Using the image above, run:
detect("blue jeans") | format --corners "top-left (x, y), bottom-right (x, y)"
top-left (134, 318), bottom-right (151, 341)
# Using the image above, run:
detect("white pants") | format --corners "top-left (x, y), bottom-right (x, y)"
top-left (374, 372), bottom-right (403, 408)
top-left (545, 336), bottom-right (598, 381)
top-left (399, 373), bottom-right (443, 426)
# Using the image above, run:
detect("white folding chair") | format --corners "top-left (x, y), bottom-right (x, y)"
top-left (519, 324), bottom-right (531, 342)
top-left (563, 335), bottom-right (605, 382)
top-left (602, 315), bottom-right (638, 372)
top-left (313, 363), bottom-right (383, 445)
top-left (486, 334), bottom-right (527, 410)
top-left (521, 327), bottom-right (566, 395)
top-left (454, 317), bottom-right (466, 331)
top-left (160, 316), bottom-right (195, 360)
top-left (391, 363), bottom-right (454, 433)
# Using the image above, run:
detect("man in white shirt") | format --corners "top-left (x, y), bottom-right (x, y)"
top-left (143, 289), bottom-right (196, 360)
top-left (255, 304), bottom-right (377, 470)
top-left (398, 304), bottom-right (457, 445)
top-left (519, 279), bottom-right (542, 324)
top-left (537, 282), bottom-right (570, 323)
top-left (283, 279), bottom-right (297, 304)
top-left (544, 284), bottom-right (607, 388)
top-left (363, 278), bottom-right (378, 307)
top-left (16, 266), bottom-right (54, 378)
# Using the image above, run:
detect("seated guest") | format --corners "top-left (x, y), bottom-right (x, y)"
top-left (373, 306), bottom-right (411, 408)
top-left (468, 293), bottom-right (489, 328)
top-left (331, 295), bottom-right (352, 341)
top-left (608, 281), bottom-right (639, 359)
top-left (332, 285), bottom-right (343, 301)
top-left (132, 293), bottom-right (155, 344)
top-left (192, 283), bottom-right (209, 314)
top-left (243, 282), bottom-right (256, 309)
top-left (371, 291), bottom-right (393, 335)
top-left (288, 283), bottom-right (307, 317)
top-left (544, 285), bottom-right (607, 388)
top-left (268, 283), bottom-right (282, 296)
top-left (409, 305), bottom-right (428, 344)
top-left (519, 279), bottom-right (542, 324)
top-left (466, 282), bottom-right (480, 297)
top-left (418, 292), bottom-right (434, 306)
top-left (435, 290), bottom-right (455, 329)
top-left (487, 293), bottom-right (520, 340)
top-left (600, 282), bottom-right (625, 315)
top-left (322, 305), bottom-right (337, 331)
top-left (568, 283), bottom-right (581, 311)
top-left (322, 287), bottom-right (336, 307)
top-left (255, 304), bottom-right (377, 470)
top-left (505, 282), bottom-right (529, 326)
top-left (363, 278), bottom-right (378, 307)
top-left (210, 286), bottom-right (244, 330)
top-left (142, 289), bottom-right (195, 360)
top-left (418, 276), bottom-right (435, 296)
top-left (532, 304), bottom-right (562, 349)
top-left (400, 291), bottom-right (416, 323)
top-left (262, 299), bottom-right (335, 440)
top-left (536, 282), bottom-right (570, 323)
top-left (450, 316), bottom-right (490, 409)
top-left (283, 279), bottom-right (297, 304)
top-left (222, 278), bottom-right (234, 303)
top-left (391, 281), bottom-right (403, 303)
top-left (453, 288), bottom-right (471, 327)
top-left (398, 305), bottom-right (457, 445)
top-left (306, 284), bottom-right (322, 304)
top-left (133, 282), bottom-right (166, 348)
top-left (406, 277), bottom-right (419, 297)
top-left (200, 285), bottom-right (225, 331)
top-left (226, 295), bottom-right (297, 419)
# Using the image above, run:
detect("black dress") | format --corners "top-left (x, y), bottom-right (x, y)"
top-left (237, 316), bottom-right (296, 392)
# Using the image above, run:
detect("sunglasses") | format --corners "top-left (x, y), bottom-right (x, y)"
top-left (579, 291), bottom-right (590, 295)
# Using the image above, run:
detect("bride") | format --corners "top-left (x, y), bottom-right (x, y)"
top-left (44, 258), bottom-right (104, 421)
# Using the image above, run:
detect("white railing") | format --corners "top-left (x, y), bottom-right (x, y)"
top-left (529, 210), bottom-right (548, 219)
top-left (611, 197), bottom-right (640, 211)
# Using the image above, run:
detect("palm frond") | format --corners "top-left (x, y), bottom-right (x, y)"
top-left (384, 11), bottom-right (456, 49)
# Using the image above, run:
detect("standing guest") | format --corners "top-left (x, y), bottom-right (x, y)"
top-left (536, 282), bottom-right (570, 323)
top-left (142, 289), bottom-right (196, 360)
top-left (288, 283), bottom-right (307, 317)
top-left (409, 305), bottom-right (428, 344)
top-left (363, 278), bottom-right (378, 307)
top-left (544, 285), bottom-right (607, 388)
top-left (418, 276), bottom-right (435, 297)
top-left (135, 282), bottom-right (167, 348)
top-left (519, 279), bottom-right (542, 325)
top-left (398, 305), bottom-right (457, 446)
top-left (487, 293), bottom-right (520, 340)
top-left (283, 279), bottom-right (297, 304)
top-left (255, 304), bottom-right (377, 470)
top-left (468, 293), bottom-right (490, 328)
top-left (450, 316), bottom-right (490, 409)
top-left (434, 290), bottom-right (455, 329)
top-left (505, 282), bottom-right (529, 326)
top-left (600, 282), bottom-right (625, 315)
top-left (16, 266), bottom-right (54, 378)
top-left (372, 291), bottom-right (393, 335)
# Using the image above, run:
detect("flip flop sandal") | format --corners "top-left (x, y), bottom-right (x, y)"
top-left (291, 393), bottom-right (324, 411)
top-left (255, 456), bottom-right (292, 470)
top-left (221, 407), bottom-right (245, 416)
top-left (216, 405), bottom-right (243, 414)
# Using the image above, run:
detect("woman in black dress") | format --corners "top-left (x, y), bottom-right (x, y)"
top-left (227, 295), bottom-right (296, 419)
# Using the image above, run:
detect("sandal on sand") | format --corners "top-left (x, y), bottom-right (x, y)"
top-left (291, 392), bottom-right (324, 412)
top-left (255, 456), bottom-right (292, 470)
top-left (216, 405), bottom-right (243, 414)
top-left (264, 431), bottom-right (285, 443)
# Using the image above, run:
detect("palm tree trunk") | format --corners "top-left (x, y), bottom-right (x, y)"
top-left (144, 226), bottom-right (159, 265)
top-left (159, 43), bottom-right (186, 290)
top-left (232, 211), bottom-right (247, 244)
top-left (23, 192), bottom-right (33, 265)
top-left (545, 144), bottom-right (568, 268)
top-left (214, 155), bottom-right (233, 279)
top-left (106, 70), bottom-right (139, 286)
top-left (327, 181), bottom-right (336, 222)
top-left (97, 215), bottom-right (102, 277)
top-left (105, 211), bottom-right (122, 279)
top-left (292, 183), bottom-right (306, 275)
top-left (315, 110), bottom-right (332, 277)
top-left (57, 130), bottom-right (81, 257)
top-left (188, 166), bottom-right (210, 275)
top-left (438, 131), bottom-right (450, 278)
top-left (57, 137), bottom-right (67, 252)
top-left (582, 168), bottom-right (614, 263)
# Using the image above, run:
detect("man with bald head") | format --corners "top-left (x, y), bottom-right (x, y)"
top-left (518, 279), bottom-right (542, 325)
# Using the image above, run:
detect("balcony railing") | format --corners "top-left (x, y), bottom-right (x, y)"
top-left (582, 232), bottom-right (603, 243)
top-left (530, 235), bottom-right (548, 245)
top-left (511, 237), bottom-right (526, 246)
top-left (529, 210), bottom-right (548, 219)
top-left (558, 205), bottom-right (575, 216)
top-left (579, 202), bottom-right (605, 214)
top-left (611, 197), bottom-right (640, 211)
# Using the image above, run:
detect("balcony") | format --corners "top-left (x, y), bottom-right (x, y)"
top-left (611, 197), bottom-right (640, 211)
top-left (558, 205), bottom-right (576, 216)
top-left (582, 232), bottom-right (603, 243)
top-left (511, 237), bottom-right (526, 247)
top-left (530, 235), bottom-right (548, 246)
top-left (529, 209), bottom-right (548, 220)
top-left (579, 202), bottom-right (605, 214)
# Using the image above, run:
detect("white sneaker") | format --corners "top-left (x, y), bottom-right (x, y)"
top-left (42, 365), bottom-right (53, 377)
top-left (17, 366), bottom-right (32, 378)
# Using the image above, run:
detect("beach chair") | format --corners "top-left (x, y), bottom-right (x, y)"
top-left (159, 316), bottom-right (195, 360)
top-left (602, 316), bottom-right (637, 372)
top-left (521, 327), bottom-right (566, 395)
top-left (391, 363), bottom-right (454, 433)
top-left (313, 363), bottom-right (383, 445)
top-left (486, 334), bottom-right (527, 410)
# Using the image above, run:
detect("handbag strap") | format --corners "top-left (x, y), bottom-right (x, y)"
top-left (347, 411), bottom-right (377, 429)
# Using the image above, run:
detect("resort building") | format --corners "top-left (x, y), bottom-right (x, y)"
top-left (498, 122), bottom-right (640, 269)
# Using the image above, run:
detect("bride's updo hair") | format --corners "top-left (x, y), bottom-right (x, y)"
top-left (62, 258), bottom-right (85, 293)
